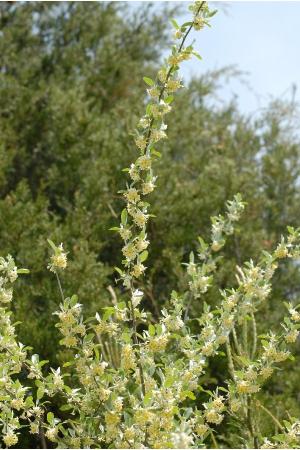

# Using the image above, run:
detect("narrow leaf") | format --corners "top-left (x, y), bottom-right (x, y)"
top-left (170, 18), bottom-right (179, 29)
top-left (17, 268), bottom-right (30, 274)
top-left (143, 392), bottom-right (152, 406)
top-left (143, 77), bottom-right (154, 86)
top-left (121, 209), bottom-right (128, 226)
top-left (139, 251), bottom-right (148, 263)
top-left (164, 378), bottom-right (176, 388)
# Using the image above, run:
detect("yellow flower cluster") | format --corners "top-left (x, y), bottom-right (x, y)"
top-left (205, 408), bottom-right (224, 425)
top-left (230, 399), bottom-right (242, 412)
top-left (201, 341), bottom-right (214, 356)
top-left (95, 321), bottom-right (118, 336)
top-left (135, 136), bottom-right (147, 149)
top-left (48, 244), bottom-right (68, 273)
top-left (147, 335), bottom-right (168, 352)
top-left (10, 397), bottom-right (25, 410)
top-left (105, 412), bottom-right (120, 426)
top-left (53, 374), bottom-right (64, 388)
top-left (290, 308), bottom-right (300, 322)
top-left (113, 398), bottom-right (123, 412)
top-left (165, 79), bottom-right (182, 94)
top-left (59, 311), bottom-right (76, 326)
top-left (244, 368), bottom-right (258, 381)
top-left (151, 129), bottom-right (166, 143)
top-left (260, 366), bottom-right (274, 379)
top-left (221, 314), bottom-right (234, 329)
top-left (144, 373), bottom-right (157, 392)
top-left (121, 344), bottom-right (137, 370)
top-left (275, 245), bottom-right (288, 258)
top-left (196, 423), bottom-right (209, 437)
top-left (64, 335), bottom-right (78, 347)
top-left (70, 437), bottom-right (81, 447)
top-left (236, 380), bottom-right (260, 395)
top-left (189, 275), bottom-right (210, 295)
top-left (45, 427), bottom-right (58, 442)
top-left (164, 315), bottom-right (184, 331)
top-left (142, 181), bottom-right (155, 195)
top-left (3, 433), bottom-right (18, 447)
top-left (211, 240), bottom-right (224, 251)
top-left (140, 116), bottom-right (150, 128)
top-left (105, 412), bottom-right (120, 443)
top-left (148, 87), bottom-right (160, 99)
top-left (131, 263), bottom-right (146, 278)
top-left (236, 380), bottom-right (251, 394)
top-left (262, 345), bottom-right (290, 363)
top-left (167, 53), bottom-right (182, 66)
top-left (158, 70), bottom-right (168, 83)
top-left (29, 423), bottom-right (39, 434)
top-left (211, 396), bottom-right (225, 412)
top-left (137, 155), bottom-right (152, 170)
top-left (285, 329), bottom-right (299, 343)
top-left (0, 288), bottom-right (13, 303)
top-left (74, 323), bottom-right (86, 336)
top-left (93, 362), bottom-right (107, 376)
top-left (132, 209), bottom-right (149, 228)
top-left (181, 52), bottom-right (192, 61)
top-left (124, 188), bottom-right (140, 203)
top-left (135, 238), bottom-right (149, 252)
top-left (124, 427), bottom-right (136, 440)
top-left (57, 303), bottom-right (85, 348)
top-left (119, 227), bottom-right (132, 241)
top-left (215, 334), bottom-right (227, 345)
top-left (122, 243), bottom-right (137, 260)
top-left (51, 253), bottom-right (67, 270)
top-left (193, 16), bottom-right (206, 31)
top-left (173, 29), bottom-right (182, 40)
top-left (129, 164), bottom-right (140, 181)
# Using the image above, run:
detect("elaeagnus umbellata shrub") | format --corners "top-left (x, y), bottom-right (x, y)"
top-left (1, 2), bottom-right (300, 449)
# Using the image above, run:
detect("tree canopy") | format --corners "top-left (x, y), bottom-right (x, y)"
top-left (0, 2), bottom-right (300, 448)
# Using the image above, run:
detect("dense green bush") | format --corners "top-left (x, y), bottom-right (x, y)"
top-left (0, 1), bottom-right (300, 448)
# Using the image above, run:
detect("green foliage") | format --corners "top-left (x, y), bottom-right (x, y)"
top-left (0, 1), bottom-right (300, 448)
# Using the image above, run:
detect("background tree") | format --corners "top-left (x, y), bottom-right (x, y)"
top-left (0, 1), bottom-right (299, 448)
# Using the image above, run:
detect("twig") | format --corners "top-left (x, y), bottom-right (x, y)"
top-left (145, 1), bottom-right (205, 146)
top-left (107, 285), bottom-right (118, 306)
top-left (247, 396), bottom-right (259, 449)
top-left (226, 339), bottom-right (235, 378)
top-left (40, 413), bottom-right (47, 449)
top-left (55, 272), bottom-right (65, 302)
top-left (256, 401), bottom-right (284, 432)
top-left (210, 430), bottom-right (219, 449)
top-left (130, 299), bottom-right (146, 398)
top-left (232, 326), bottom-right (242, 356)
top-left (242, 319), bottom-right (248, 358)
top-left (250, 311), bottom-right (257, 360)
top-left (107, 202), bottom-right (118, 218)
top-left (184, 292), bottom-right (193, 323)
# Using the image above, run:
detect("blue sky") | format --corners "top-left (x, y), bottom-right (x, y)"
top-left (130, 1), bottom-right (300, 117)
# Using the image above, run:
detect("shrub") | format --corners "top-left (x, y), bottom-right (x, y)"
top-left (0, 2), bottom-right (300, 449)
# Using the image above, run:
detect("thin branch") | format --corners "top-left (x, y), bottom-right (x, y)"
top-left (247, 396), bottom-right (259, 449)
top-left (184, 292), bottom-right (193, 323)
top-left (130, 299), bottom-right (146, 398)
top-left (232, 326), bottom-right (242, 356)
top-left (145, 1), bottom-right (205, 146)
top-left (107, 285), bottom-right (118, 306)
top-left (250, 311), bottom-right (257, 360)
top-left (55, 272), bottom-right (65, 302)
top-left (242, 319), bottom-right (248, 358)
top-left (257, 401), bottom-right (284, 432)
top-left (226, 339), bottom-right (235, 378)
top-left (210, 430), bottom-right (219, 449)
